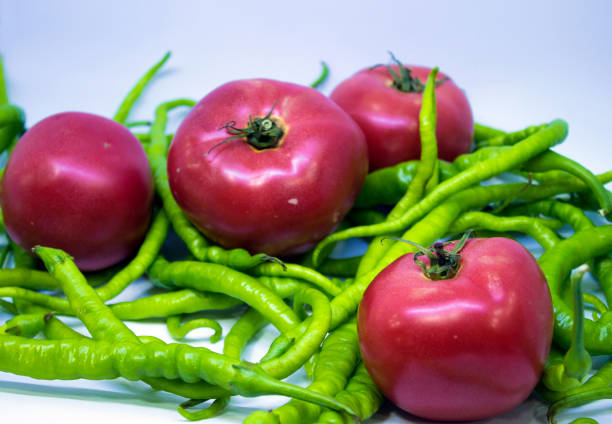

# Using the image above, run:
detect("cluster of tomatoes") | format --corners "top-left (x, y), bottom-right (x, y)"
top-left (1, 56), bottom-right (553, 422)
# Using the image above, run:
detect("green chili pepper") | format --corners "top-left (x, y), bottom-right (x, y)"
top-left (148, 100), bottom-right (276, 270)
top-left (96, 209), bottom-right (169, 301)
top-left (472, 122), bottom-right (506, 142)
top-left (594, 256), bottom-right (612, 310)
top-left (316, 256), bottom-right (362, 278)
top-left (28, 246), bottom-right (357, 416)
top-left (251, 261), bottom-right (342, 297)
top-left (110, 289), bottom-right (242, 320)
top-left (474, 123), bottom-right (546, 148)
top-left (346, 208), bottom-right (387, 226)
top-left (448, 210), bottom-right (561, 250)
top-left (178, 397), bottom-right (231, 421)
top-left (354, 159), bottom-right (456, 208)
top-left (546, 388), bottom-right (612, 424)
top-left (0, 334), bottom-right (358, 416)
top-left (537, 225), bottom-right (612, 354)
top-left (0, 267), bottom-right (58, 290)
top-left (542, 266), bottom-right (592, 392)
top-left (148, 257), bottom-right (299, 334)
top-left (224, 308), bottom-right (269, 361)
top-left (166, 315), bottom-right (222, 343)
top-left (0, 312), bottom-right (51, 337)
top-left (312, 119), bottom-right (569, 266)
top-left (33, 246), bottom-right (140, 343)
top-left (113, 52), bottom-right (171, 124)
top-left (246, 321), bottom-right (360, 424)
top-left (524, 150), bottom-right (612, 216)
top-left (386, 67), bottom-right (440, 221)
top-left (0, 62), bottom-right (25, 152)
top-left (315, 362), bottom-right (383, 424)
top-left (310, 61), bottom-right (329, 89)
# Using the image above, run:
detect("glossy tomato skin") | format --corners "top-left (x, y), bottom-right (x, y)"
top-left (331, 65), bottom-right (473, 170)
top-left (1, 112), bottom-right (154, 271)
top-left (357, 238), bottom-right (553, 421)
top-left (168, 79), bottom-right (368, 257)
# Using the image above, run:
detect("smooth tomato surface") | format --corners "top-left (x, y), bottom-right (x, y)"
top-left (168, 79), bottom-right (368, 256)
top-left (331, 65), bottom-right (473, 170)
top-left (357, 237), bottom-right (553, 421)
top-left (1, 112), bottom-right (154, 271)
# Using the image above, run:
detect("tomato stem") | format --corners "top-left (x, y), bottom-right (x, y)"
top-left (384, 231), bottom-right (472, 280)
top-left (373, 51), bottom-right (448, 94)
top-left (211, 100), bottom-right (283, 155)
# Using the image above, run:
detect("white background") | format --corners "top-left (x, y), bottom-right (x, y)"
top-left (1, 1), bottom-right (611, 423)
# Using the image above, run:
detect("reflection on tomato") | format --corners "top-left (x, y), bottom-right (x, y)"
top-left (1, 112), bottom-right (154, 271)
top-left (331, 62), bottom-right (473, 170)
top-left (357, 237), bottom-right (553, 421)
top-left (168, 78), bottom-right (368, 257)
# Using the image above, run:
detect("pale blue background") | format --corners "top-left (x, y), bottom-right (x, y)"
top-left (0, 1), bottom-right (611, 423)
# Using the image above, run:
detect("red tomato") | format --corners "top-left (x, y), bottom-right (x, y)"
top-left (331, 64), bottom-right (473, 170)
top-left (1, 112), bottom-right (154, 271)
top-left (357, 237), bottom-right (553, 421)
top-left (167, 79), bottom-right (368, 257)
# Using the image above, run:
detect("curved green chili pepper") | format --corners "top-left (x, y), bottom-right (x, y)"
top-left (110, 289), bottom-right (241, 320)
top-left (594, 256), bottom-right (612, 310)
top-left (251, 261), bottom-right (341, 297)
top-left (312, 119), bottom-right (569, 266)
top-left (537, 225), bottom-right (612, 354)
top-left (28, 246), bottom-right (357, 416)
top-left (354, 159), bottom-right (456, 208)
top-left (475, 123), bottom-right (546, 148)
top-left (178, 397), bottom-right (230, 421)
top-left (166, 315), bottom-right (222, 343)
top-left (316, 256), bottom-right (362, 278)
top-left (34, 246), bottom-right (140, 344)
top-left (258, 286), bottom-right (331, 379)
top-left (245, 320), bottom-right (360, 424)
top-left (346, 208), bottom-right (386, 226)
top-left (472, 122), bottom-right (506, 142)
top-left (546, 388), bottom-right (612, 424)
top-left (9, 239), bottom-right (39, 270)
top-left (113, 52), bottom-right (171, 124)
top-left (148, 100), bottom-right (275, 270)
top-left (0, 334), bottom-right (357, 416)
top-left (224, 308), bottom-right (269, 361)
top-left (387, 67), bottom-right (440, 221)
top-left (542, 265), bottom-right (592, 392)
top-left (0, 312), bottom-right (51, 337)
top-left (0, 299), bottom-right (17, 314)
top-left (524, 150), bottom-right (612, 216)
top-left (507, 199), bottom-right (595, 233)
top-left (315, 362), bottom-right (384, 424)
top-left (148, 257), bottom-right (299, 334)
top-left (0, 268), bottom-right (58, 290)
top-left (310, 61), bottom-right (329, 89)
top-left (448, 210), bottom-right (561, 250)
top-left (95, 209), bottom-right (169, 301)
top-left (148, 99), bottom-right (207, 257)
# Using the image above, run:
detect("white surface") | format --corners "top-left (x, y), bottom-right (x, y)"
top-left (1, 1), bottom-right (612, 423)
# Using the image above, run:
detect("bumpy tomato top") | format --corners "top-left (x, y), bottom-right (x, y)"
top-left (167, 79), bottom-right (368, 256)
top-left (331, 65), bottom-right (474, 170)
